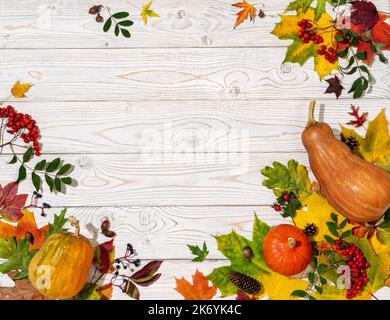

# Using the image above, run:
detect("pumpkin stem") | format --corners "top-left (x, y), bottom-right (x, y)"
top-left (306, 99), bottom-right (317, 128)
top-left (287, 237), bottom-right (296, 248)
top-left (68, 216), bottom-right (80, 237)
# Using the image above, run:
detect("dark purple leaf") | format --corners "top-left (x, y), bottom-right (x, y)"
top-left (324, 76), bottom-right (344, 99)
top-left (350, 1), bottom-right (379, 32)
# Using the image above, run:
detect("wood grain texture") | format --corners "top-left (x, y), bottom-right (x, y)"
top-left (0, 48), bottom-right (389, 102)
top-left (0, 0), bottom-right (388, 49)
top-left (6, 99), bottom-right (389, 154)
top-left (34, 206), bottom-right (284, 260)
top-left (0, 152), bottom-right (309, 206)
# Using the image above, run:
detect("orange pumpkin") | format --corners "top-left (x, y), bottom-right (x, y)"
top-left (28, 216), bottom-right (93, 299)
top-left (262, 224), bottom-right (312, 276)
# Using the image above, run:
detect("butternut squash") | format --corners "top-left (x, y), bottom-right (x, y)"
top-left (301, 100), bottom-right (390, 223)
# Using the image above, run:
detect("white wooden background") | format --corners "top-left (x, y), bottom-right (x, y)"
top-left (0, 0), bottom-right (389, 300)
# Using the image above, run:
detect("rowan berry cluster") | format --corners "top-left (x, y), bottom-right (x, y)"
top-left (317, 45), bottom-right (338, 63)
top-left (0, 105), bottom-right (41, 155)
top-left (335, 239), bottom-right (369, 299)
top-left (297, 19), bottom-right (324, 44)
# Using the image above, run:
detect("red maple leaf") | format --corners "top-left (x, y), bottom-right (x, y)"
top-left (0, 182), bottom-right (27, 222)
top-left (347, 105), bottom-right (368, 128)
top-left (337, 12), bottom-right (390, 65)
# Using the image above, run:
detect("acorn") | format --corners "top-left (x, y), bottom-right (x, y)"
top-left (242, 246), bottom-right (253, 260)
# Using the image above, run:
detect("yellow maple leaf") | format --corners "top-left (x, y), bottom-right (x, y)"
top-left (261, 272), bottom-right (308, 300)
top-left (271, 8), bottom-right (338, 79)
top-left (341, 109), bottom-right (390, 172)
top-left (141, 1), bottom-right (160, 25)
top-left (11, 80), bottom-right (32, 99)
top-left (294, 193), bottom-right (352, 242)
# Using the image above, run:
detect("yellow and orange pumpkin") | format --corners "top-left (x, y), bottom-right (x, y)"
top-left (28, 217), bottom-right (93, 299)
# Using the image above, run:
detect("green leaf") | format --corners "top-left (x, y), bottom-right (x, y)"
top-left (341, 230), bottom-right (352, 238)
top-left (61, 177), bottom-right (72, 185)
top-left (46, 208), bottom-right (68, 238)
top-left (317, 263), bottom-right (327, 274)
top-left (330, 212), bottom-right (338, 222)
top-left (46, 158), bottom-right (61, 172)
top-left (45, 174), bottom-right (54, 191)
top-left (319, 276), bottom-right (328, 285)
top-left (324, 235), bottom-right (335, 244)
top-left (118, 20), bottom-right (134, 27)
top-left (355, 50), bottom-right (367, 60)
top-left (337, 47), bottom-right (349, 58)
top-left (376, 227), bottom-right (390, 245)
top-left (207, 266), bottom-right (237, 297)
top-left (112, 12), bottom-right (129, 19)
top-left (120, 28), bottom-right (131, 38)
top-left (261, 160), bottom-right (312, 199)
top-left (103, 18), bottom-right (112, 32)
top-left (308, 295), bottom-right (317, 300)
top-left (291, 289), bottom-right (307, 298)
top-left (17, 165), bottom-right (27, 183)
top-left (286, 0), bottom-right (313, 12)
top-left (326, 222), bottom-right (339, 238)
top-left (22, 147), bottom-right (33, 163)
top-left (31, 172), bottom-right (41, 192)
top-left (57, 163), bottom-right (72, 176)
top-left (187, 241), bottom-right (209, 262)
top-left (8, 155), bottom-right (17, 164)
top-left (339, 219), bottom-right (348, 229)
top-left (282, 198), bottom-right (302, 218)
top-left (0, 238), bottom-right (36, 280)
top-left (54, 177), bottom-right (62, 192)
top-left (251, 215), bottom-right (271, 272)
top-left (114, 25), bottom-right (120, 37)
top-left (314, 285), bottom-right (323, 294)
top-left (308, 272), bottom-right (315, 284)
top-left (314, 0), bottom-right (327, 21)
top-left (34, 159), bottom-right (47, 171)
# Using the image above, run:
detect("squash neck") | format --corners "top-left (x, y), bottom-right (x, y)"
top-left (306, 100), bottom-right (317, 128)
top-left (287, 237), bottom-right (296, 248)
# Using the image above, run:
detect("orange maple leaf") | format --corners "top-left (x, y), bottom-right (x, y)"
top-left (0, 208), bottom-right (48, 251)
top-left (175, 270), bottom-right (217, 300)
top-left (232, 1), bottom-right (256, 29)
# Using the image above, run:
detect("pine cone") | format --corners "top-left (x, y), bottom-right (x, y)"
top-left (304, 223), bottom-right (318, 236)
top-left (228, 271), bottom-right (261, 295)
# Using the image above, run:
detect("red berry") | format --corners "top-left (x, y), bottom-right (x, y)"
top-left (273, 204), bottom-right (281, 212)
top-left (282, 194), bottom-right (290, 202)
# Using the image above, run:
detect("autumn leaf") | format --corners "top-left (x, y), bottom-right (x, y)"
top-left (261, 160), bottom-right (312, 199)
top-left (75, 283), bottom-right (113, 300)
top-left (94, 239), bottom-right (115, 274)
top-left (11, 81), bottom-right (32, 99)
top-left (232, 1), bottom-right (256, 29)
top-left (311, 284), bottom-right (371, 300)
top-left (0, 182), bottom-right (28, 222)
top-left (175, 270), bottom-right (217, 300)
top-left (272, 8), bottom-right (338, 79)
top-left (286, 0), bottom-right (330, 21)
top-left (294, 192), bottom-right (352, 242)
top-left (350, 0), bottom-right (379, 32)
top-left (141, 1), bottom-right (160, 25)
top-left (340, 109), bottom-right (390, 172)
top-left (262, 272), bottom-right (308, 300)
top-left (0, 273), bottom-right (49, 300)
top-left (347, 105), bottom-right (368, 128)
top-left (0, 208), bottom-right (48, 251)
top-left (324, 75), bottom-right (344, 99)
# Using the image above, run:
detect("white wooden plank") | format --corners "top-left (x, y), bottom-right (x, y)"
top-left (34, 206), bottom-right (283, 259)
top-left (0, 152), bottom-right (309, 206)
top-left (5, 99), bottom-right (389, 154)
top-left (0, 0), bottom-right (388, 49)
top-left (0, 48), bottom-right (389, 101)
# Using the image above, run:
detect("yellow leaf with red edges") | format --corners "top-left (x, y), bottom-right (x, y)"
top-left (0, 208), bottom-right (48, 251)
top-left (232, 1), bottom-right (256, 29)
top-left (11, 81), bottom-right (32, 99)
top-left (175, 270), bottom-right (217, 300)
top-left (271, 8), bottom-right (338, 79)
